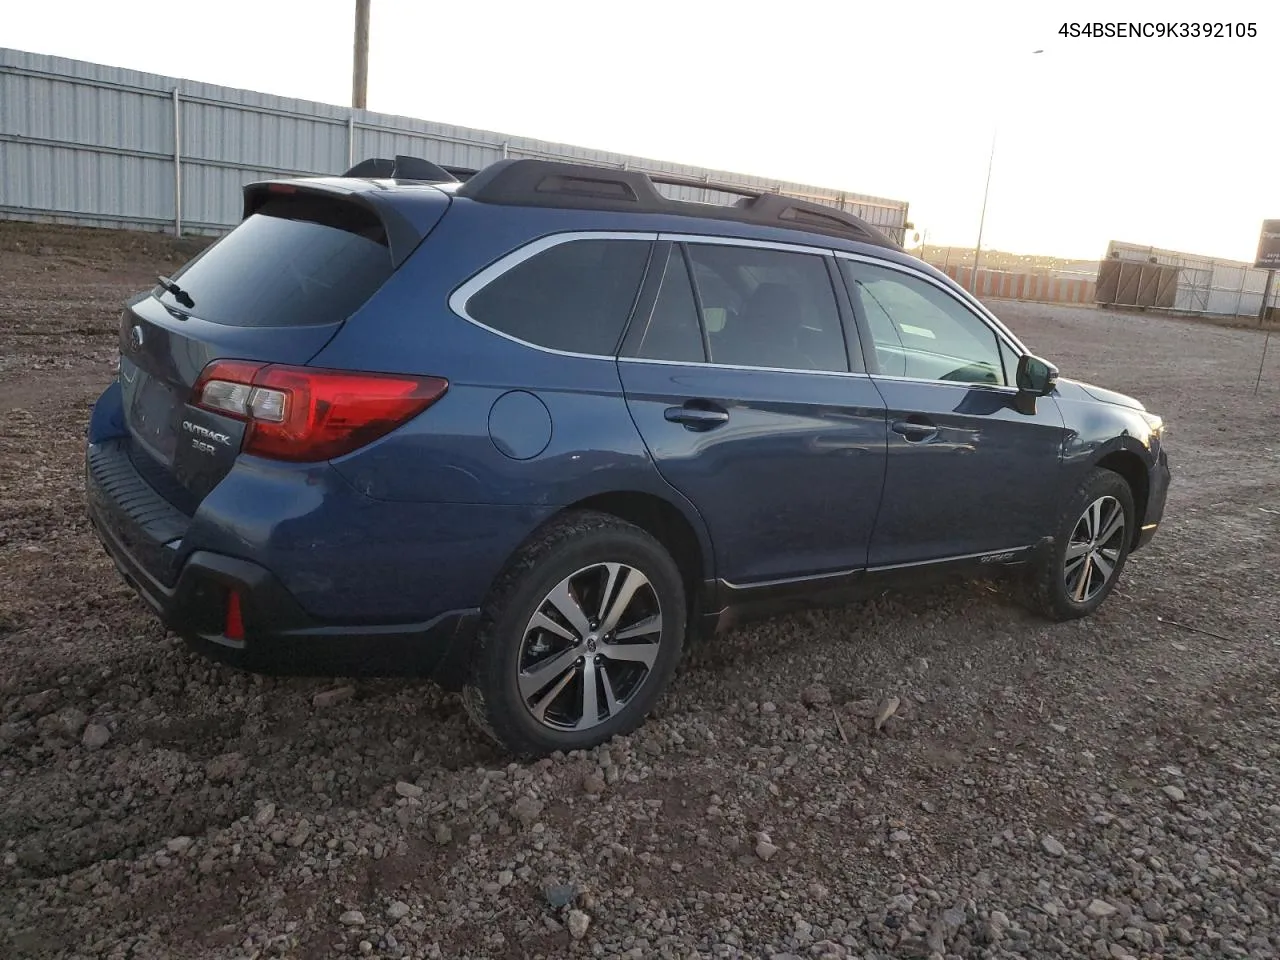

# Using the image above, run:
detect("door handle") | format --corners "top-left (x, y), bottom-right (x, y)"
top-left (891, 418), bottom-right (938, 442)
top-left (665, 402), bottom-right (730, 431)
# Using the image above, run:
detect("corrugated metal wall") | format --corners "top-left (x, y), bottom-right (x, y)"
top-left (0, 47), bottom-right (910, 242)
top-left (1105, 240), bottom-right (1277, 317)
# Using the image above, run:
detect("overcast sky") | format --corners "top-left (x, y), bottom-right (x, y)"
top-left (5, 0), bottom-right (1276, 260)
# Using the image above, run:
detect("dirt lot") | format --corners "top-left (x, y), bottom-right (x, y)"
top-left (2, 222), bottom-right (1279, 960)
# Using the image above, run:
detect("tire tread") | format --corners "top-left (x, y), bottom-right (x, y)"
top-left (462, 510), bottom-right (682, 757)
top-left (1023, 467), bottom-right (1134, 622)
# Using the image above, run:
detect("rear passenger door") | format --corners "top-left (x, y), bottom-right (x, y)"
top-left (617, 240), bottom-right (888, 586)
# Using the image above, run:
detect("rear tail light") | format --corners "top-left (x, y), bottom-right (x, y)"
top-left (192, 361), bottom-right (448, 462)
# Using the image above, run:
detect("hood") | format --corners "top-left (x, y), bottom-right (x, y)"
top-left (1059, 377), bottom-right (1147, 411)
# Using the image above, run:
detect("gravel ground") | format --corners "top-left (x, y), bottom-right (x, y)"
top-left (2, 222), bottom-right (1279, 960)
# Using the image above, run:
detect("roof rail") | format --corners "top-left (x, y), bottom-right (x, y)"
top-left (343, 155), bottom-right (458, 183)
top-left (454, 159), bottom-right (898, 248)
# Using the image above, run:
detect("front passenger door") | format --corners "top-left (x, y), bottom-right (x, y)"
top-left (839, 258), bottom-right (1067, 567)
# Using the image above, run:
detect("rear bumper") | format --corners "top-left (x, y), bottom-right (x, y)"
top-left (1135, 447), bottom-right (1171, 550)
top-left (85, 436), bottom-right (480, 679)
top-left (88, 499), bottom-right (478, 678)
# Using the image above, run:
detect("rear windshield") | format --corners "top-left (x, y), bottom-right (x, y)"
top-left (158, 196), bottom-right (392, 327)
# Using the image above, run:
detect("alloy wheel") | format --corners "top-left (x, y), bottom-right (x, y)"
top-left (517, 562), bottom-right (664, 731)
top-left (1064, 495), bottom-right (1126, 603)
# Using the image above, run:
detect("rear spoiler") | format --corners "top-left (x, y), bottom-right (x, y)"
top-left (241, 179), bottom-right (449, 268)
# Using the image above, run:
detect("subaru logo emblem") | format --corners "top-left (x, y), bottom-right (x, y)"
top-left (130, 325), bottom-right (144, 351)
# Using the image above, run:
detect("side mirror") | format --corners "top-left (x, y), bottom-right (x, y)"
top-left (1014, 354), bottom-right (1058, 413)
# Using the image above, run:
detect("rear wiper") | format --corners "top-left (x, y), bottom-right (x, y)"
top-left (156, 275), bottom-right (195, 309)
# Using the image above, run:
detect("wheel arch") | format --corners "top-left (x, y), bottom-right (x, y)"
top-left (557, 490), bottom-right (713, 594)
top-left (1091, 441), bottom-right (1151, 545)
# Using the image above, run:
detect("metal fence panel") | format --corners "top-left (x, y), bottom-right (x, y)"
top-left (0, 65), bottom-right (172, 156)
top-left (179, 163), bottom-right (266, 230)
top-left (182, 99), bottom-right (346, 174)
top-left (0, 47), bottom-right (910, 243)
top-left (0, 140), bottom-right (175, 223)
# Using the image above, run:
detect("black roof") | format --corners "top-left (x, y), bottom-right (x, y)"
top-left (340, 155), bottom-right (900, 250)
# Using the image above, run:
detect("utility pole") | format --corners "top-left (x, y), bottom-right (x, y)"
top-left (352, 0), bottom-right (370, 109)
top-left (1256, 270), bottom-right (1275, 397)
top-left (971, 129), bottom-right (996, 293)
top-left (1259, 270), bottom-right (1275, 326)
top-left (970, 49), bottom-right (1043, 293)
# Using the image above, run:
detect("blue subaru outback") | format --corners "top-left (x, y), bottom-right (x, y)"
top-left (85, 156), bottom-right (1171, 755)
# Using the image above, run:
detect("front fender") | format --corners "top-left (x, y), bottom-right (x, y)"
top-left (1056, 391), bottom-right (1159, 479)
top-left (1055, 392), bottom-right (1164, 541)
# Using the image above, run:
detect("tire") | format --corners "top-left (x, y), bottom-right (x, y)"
top-left (462, 511), bottom-right (686, 757)
top-left (1023, 467), bottom-right (1135, 622)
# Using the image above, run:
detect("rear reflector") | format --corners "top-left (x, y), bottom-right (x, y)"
top-left (192, 361), bottom-right (448, 462)
top-left (225, 590), bottom-right (245, 641)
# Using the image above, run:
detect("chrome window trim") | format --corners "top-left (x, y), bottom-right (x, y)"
top-left (447, 229), bottom-right (1032, 384)
top-left (871, 373), bottom-right (1019, 395)
top-left (619, 357), bottom-right (1020, 394)
top-left (448, 230), bottom-right (659, 361)
top-left (832, 250), bottom-right (1031, 361)
top-left (617, 355), bottom-right (873, 380)
top-left (656, 232), bottom-right (834, 257)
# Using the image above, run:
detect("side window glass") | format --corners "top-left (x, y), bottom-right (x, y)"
top-left (685, 245), bottom-right (849, 373)
top-left (634, 248), bottom-right (705, 362)
top-left (998, 338), bottom-right (1021, 385)
top-left (689, 260), bottom-right (739, 336)
top-left (466, 239), bottom-right (650, 355)
top-left (840, 261), bottom-right (1005, 385)
top-left (854, 281), bottom-right (907, 377)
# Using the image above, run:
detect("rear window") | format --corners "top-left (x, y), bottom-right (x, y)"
top-left (158, 197), bottom-right (392, 327)
top-left (465, 238), bottom-right (651, 355)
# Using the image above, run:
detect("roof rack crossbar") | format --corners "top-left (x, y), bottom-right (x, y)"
top-left (454, 158), bottom-right (898, 249)
top-left (643, 171), bottom-right (761, 201)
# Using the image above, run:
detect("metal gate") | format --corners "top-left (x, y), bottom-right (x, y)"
top-left (1095, 259), bottom-right (1179, 308)
top-left (1176, 264), bottom-right (1211, 312)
